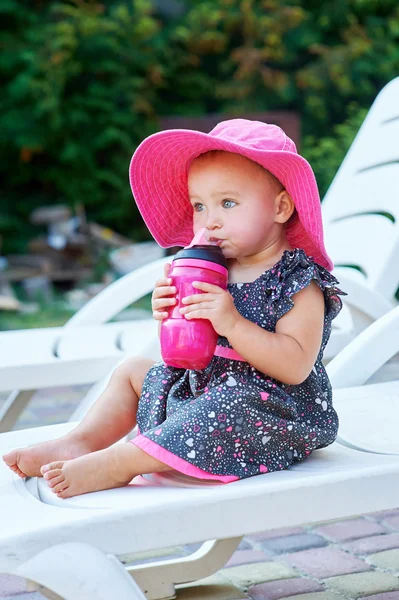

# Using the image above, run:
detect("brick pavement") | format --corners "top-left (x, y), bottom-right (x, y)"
top-left (1, 385), bottom-right (399, 600)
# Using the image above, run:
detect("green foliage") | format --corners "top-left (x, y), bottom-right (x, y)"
top-left (166, 0), bottom-right (399, 132)
top-left (0, 0), bottom-right (164, 252)
top-left (1, 0), bottom-right (399, 253)
top-left (302, 105), bottom-right (369, 197)
top-left (0, 309), bottom-right (73, 331)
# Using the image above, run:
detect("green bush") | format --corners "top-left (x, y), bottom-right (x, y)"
top-left (0, 0), bottom-right (164, 252)
top-left (163, 0), bottom-right (399, 194)
top-left (165, 0), bottom-right (399, 132)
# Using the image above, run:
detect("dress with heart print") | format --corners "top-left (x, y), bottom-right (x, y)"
top-left (132, 249), bottom-right (345, 482)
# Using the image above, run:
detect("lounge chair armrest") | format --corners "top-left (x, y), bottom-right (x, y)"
top-left (327, 304), bottom-right (399, 389)
top-left (333, 271), bottom-right (394, 320)
top-left (65, 256), bottom-right (171, 328)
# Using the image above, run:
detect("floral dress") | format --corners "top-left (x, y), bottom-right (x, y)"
top-left (132, 249), bottom-right (344, 482)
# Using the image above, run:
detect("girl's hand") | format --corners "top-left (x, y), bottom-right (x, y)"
top-left (151, 263), bottom-right (177, 321)
top-left (180, 281), bottom-right (241, 337)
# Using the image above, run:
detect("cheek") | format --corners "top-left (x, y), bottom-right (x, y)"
top-left (232, 220), bottom-right (268, 246)
top-left (249, 213), bottom-right (274, 235)
top-left (193, 213), bottom-right (205, 229)
top-left (228, 221), bottom-right (253, 240)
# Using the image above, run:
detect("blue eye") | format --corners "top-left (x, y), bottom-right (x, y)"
top-left (193, 203), bottom-right (204, 212)
top-left (223, 200), bottom-right (236, 208)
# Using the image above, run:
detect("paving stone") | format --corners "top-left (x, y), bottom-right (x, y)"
top-left (0, 595), bottom-right (47, 600)
top-left (246, 528), bottom-right (305, 543)
top-left (226, 550), bottom-right (272, 568)
top-left (14, 386), bottom-right (88, 429)
top-left (372, 510), bottom-right (399, 522)
top-left (280, 594), bottom-right (340, 600)
top-left (309, 517), bottom-right (351, 528)
top-left (382, 516), bottom-right (399, 532)
top-left (0, 573), bottom-right (28, 596)
top-left (239, 539), bottom-right (253, 550)
top-left (280, 546), bottom-right (371, 578)
top-left (258, 533), bottom-right (328, 555)
top-left (359, 593), bottom-right (399, 600)
top-left (343, 534), bottom-right (399, 555)
top-left (367, 549), bottom-right (399, 571)
top-left (177, 573), bottom-right (248, 600)
top-left (247, 577), bottom-right (323, 599)
top-left (314, 518), bottom-right (387, 541)
top-left (26, 584), bottom-right (61, 600)
top-left (119, 545), bottom-right (185, 565)
top-left (325, 571), bottom-right (399, 598)
top-left (221, 561), bottom-right (297, 589)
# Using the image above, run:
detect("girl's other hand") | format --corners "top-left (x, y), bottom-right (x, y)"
top-left (180, 281), bottom-right (241, 337)
top-left (152, 263), bottom-right (177, 321)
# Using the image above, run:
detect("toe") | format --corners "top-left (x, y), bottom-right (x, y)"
top-left (41, 461), bottom-right (64, 475)
top-left (3, 452), bottom-right (27, 478)
top-left (12, 466), bottom-right (26, 478)
top-left (52, 481), bottom-right (69, 494)
top-left (43, 468), bottom-right (62, 480)
top-left (57, 488), bottom-right (71, 499)
top-left (2, 450), bottom-right (16, 466)
top-left (47, 474), bottom-right (65, 488)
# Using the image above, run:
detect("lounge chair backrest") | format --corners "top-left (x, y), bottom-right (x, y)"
top-left (323, 76), bottom-right (399, 297)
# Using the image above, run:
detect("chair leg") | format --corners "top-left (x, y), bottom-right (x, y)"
top-left (0, 390), bottom-right (36, 433)
top-left (13, 542), bottom-right (147, 600)
top-left (127, 537), bottom-right (242, 600)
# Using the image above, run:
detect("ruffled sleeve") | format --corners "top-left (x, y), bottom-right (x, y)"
top-left (263, 249), bottom-right (346, 322)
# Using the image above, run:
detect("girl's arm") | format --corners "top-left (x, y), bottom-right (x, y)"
top-left (181, 281), bottom-right (324, 385)
top-left (226, 282), bottom-right (324, 384)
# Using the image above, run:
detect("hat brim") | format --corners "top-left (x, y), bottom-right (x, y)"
top-left (129, 129), bottom-right (333, 271)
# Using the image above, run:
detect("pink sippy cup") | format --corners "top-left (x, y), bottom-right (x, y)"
top-left (160, 230), bottom-right (228, 370)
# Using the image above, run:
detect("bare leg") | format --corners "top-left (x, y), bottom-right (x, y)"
top-left (2, 357), bottom-right (155, 478)
top-left (41, 443), bottom-right (172, 498)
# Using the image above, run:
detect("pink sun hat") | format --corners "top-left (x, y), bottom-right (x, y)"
top-left (129, 119), bottom-right (333, 271)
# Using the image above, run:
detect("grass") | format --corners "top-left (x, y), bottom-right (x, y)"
top-left (0, 305), bottom-right (74, 331)
top-left (0, 294), bottom-right (153, 331)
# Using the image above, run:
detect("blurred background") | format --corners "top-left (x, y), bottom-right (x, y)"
top-left (1, 0), bottom-right (399, 328)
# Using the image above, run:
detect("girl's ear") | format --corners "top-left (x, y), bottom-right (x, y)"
top-left (275, 190), bottom-right (295, 224)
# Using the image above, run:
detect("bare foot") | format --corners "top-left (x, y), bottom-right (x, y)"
top-left (2, 434), bottom-right (93, 478)
top-left (41, 443), bottom-right (138, 498)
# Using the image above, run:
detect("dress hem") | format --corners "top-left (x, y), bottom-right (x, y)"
top-left (131, 434), bottom-right (239, 483)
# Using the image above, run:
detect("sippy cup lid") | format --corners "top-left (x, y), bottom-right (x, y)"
top-left (172, 228), bottom-right (228, 268)
top-left (172, 244), bottom-right (228, 268)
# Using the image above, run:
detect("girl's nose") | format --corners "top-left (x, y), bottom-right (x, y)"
top-left (205, 212), bottom-right (221, 230)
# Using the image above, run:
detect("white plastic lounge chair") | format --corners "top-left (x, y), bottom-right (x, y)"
top-left (1, 77), bottom-right (399, 431)
top-left (0, 256), bottom-right (169, 432)
top-left (324, 75), bottom-right (399, 359)
top-left (1, 304), bottom-right (399, 600)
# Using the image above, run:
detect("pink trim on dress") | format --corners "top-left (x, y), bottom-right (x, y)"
top-left (214, 345), bottom-right (247, 362)
top-left (131, 435), bottom-right (238, 483)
